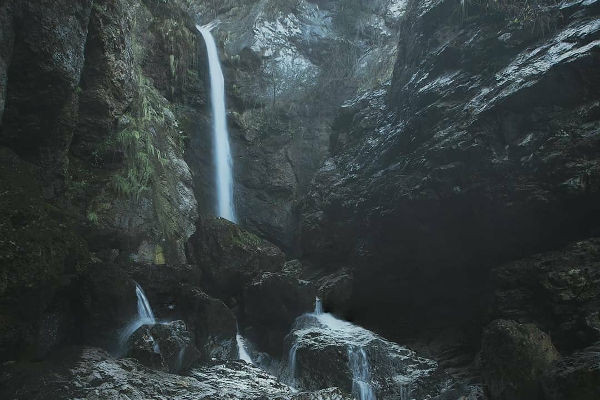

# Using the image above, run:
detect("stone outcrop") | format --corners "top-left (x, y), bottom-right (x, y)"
top-left (480, 319), bottom-right (559, 400)
top-left (127, 321), bottom-right (201, 374)
top-left (285, 310), bottom-right (483, 399)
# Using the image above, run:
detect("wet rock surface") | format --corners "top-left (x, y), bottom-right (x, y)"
top-left (0, 347), bottom-right (352, 400)
top-left (127, 321), bottom-right (201, 374)
top-left (285, 310), bottom-right (482, 399)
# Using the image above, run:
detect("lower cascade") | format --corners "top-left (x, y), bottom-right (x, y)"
top-left (118, 282), bottom-right (157, 351)
top-left (282, 297), bottom-right (476, 399)
top-left (236, 332), bottom-right (253, 364)
top-left (135, 282), bottom-right (156, 324)
top-left (348, 346), bottom-right (376, 400)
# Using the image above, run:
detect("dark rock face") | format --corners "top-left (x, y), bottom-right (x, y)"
top-left (0, 0), bottom-right (93, 190)
top-left (0, 0), bottom-right (203, 361)
top-left (127, 321), bottom-right (201, 374)
top-left (316, 269), bottom-right (354, 317)
top-left (299, 0), bottom-right (600, 342)
top-left (542, 342), bottom-right (600, 400)
top-left (492, 237), bottom-right (600, 351)
top-left (0, 148), bottom-right (91, 360)
top-left (480, 319), bottom-right (559, 400)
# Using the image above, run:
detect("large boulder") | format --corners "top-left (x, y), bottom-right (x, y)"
top-left (284, 310), bottom-right (480, 399)
top-left (542, 342), bottom-right (600, 400)
top-left (480, 319), bottom-right (560, 400)
top-left (243, 271), bottom-right (315, 355)
top-left (128, 265), bottom-right (238, 362)
top-left (178, 286), bottom-right (238, 361)
top-left (316, 269), bottom-right (353, 317)
top-left (186, 216), bottom-right (286, 302)
top-left (127, 320), bottom-right (201, 374)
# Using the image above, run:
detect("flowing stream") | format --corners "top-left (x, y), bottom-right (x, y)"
top-left (197, 22), bottom-right (237, 222)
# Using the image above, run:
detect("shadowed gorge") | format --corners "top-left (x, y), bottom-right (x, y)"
top-left (1, 0), bottom-right (599, 399)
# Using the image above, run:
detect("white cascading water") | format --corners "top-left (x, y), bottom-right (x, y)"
top-left (287, 297), bottom-right (377, 399)
top-left (135, 282), bottom-right (156, 323)
top-left (236, 332), bottom-right (253, 364)
top-left (348, 346), bottom-right (376, 400)
top-left (288, 298), bottom-right (322, 384)
top-left (118, 282), bottom-right (157, 352)
top-left (197, 22), bottom-right (237, 222)
top-left (288, 342), bottom-right (299, 386)
top-left (314, 297), bottom-right (323, 315)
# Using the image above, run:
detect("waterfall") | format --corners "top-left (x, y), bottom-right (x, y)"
top-left (236, 332), bottom-right (253, 364)
top-left (286, 297), bottom-right (377, 398)
top-left (135, 282), bottom-right (156, 324)
top-left (314, 297), bottom-right (323, 315)
top-left (288, 342), bottom-right (299, 386)
top-left (197, 22), bottom-right (237, 223)
top-left (118, 282), bottom-right (157, 353)
top-left (348, 346), bottom-right (376, 400)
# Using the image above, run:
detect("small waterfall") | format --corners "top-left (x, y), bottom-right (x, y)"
top-left (197, 22), bottom-right (237, 223)
top-left (288, 342), bottom-right (299, 386)
top-left (135, 282), bottom-right (156, 324)
top-left (348, 346), bottom-right (376, 400)
top-left (118, 282), bottom-right (157, 353)
top-left (236, 332), bottom-right (253, 364)
top-left (314, 297), bottom-right (323, 315)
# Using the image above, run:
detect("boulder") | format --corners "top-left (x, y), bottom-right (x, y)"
top-left (316, 269), bottom-right (353, 317)
top-left (131, 265), bottom-right (238, 361)
top-left (243, 271), bottom-right (315, 355)
top-left (480, 319), bottom-right (559, 400)
top-left (178, 286), bottom-right (238, 361)
top-left (284, 310), bottom-right (479, 399)
top-left (127, 321), bottom-right (201, 374)
top-left (186, 216), bottom-right (285, 301)
top-left (542, 342), bottom-right (600, 400)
